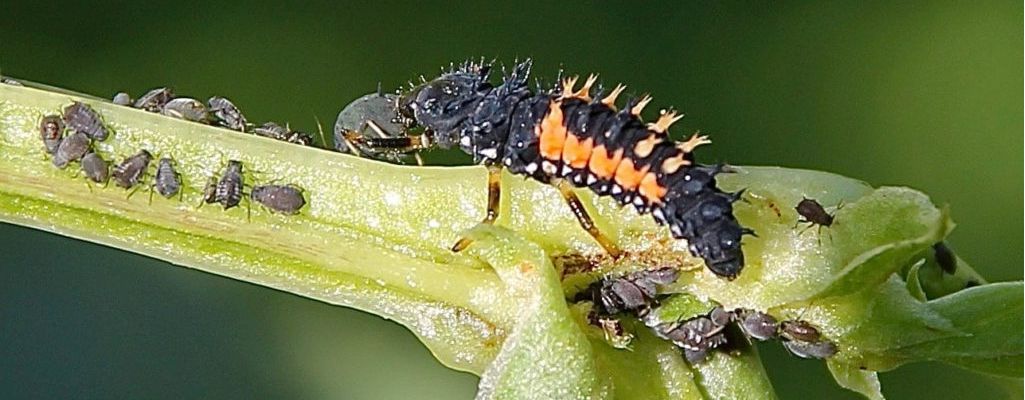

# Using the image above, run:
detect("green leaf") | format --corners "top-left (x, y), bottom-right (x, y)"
top-left (905, 261), bottom-right (927, 301)
top-left (907, 282), bottom-right (1023, 377)
top-left (827, 360), bottom-right (885, 400)
top-left (461, 225), bottom-right (606, 399)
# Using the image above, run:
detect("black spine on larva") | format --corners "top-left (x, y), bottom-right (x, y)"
top-left (405, 59), bottom-right (749, 278)
top-left (456, 60), bottom-right (533, 164)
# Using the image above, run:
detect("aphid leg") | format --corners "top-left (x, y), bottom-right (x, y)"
top-left (554, 179), bottom-right (623, 258)
top-left (126, 185), bottom-right (141, 200)
top-left (148, 184), bottom-right (155, 205)
top-left (452, 164), bottom-right (504, 252)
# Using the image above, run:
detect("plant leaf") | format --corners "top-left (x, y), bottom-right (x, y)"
top-left (827, 360), bottom-right (885, 400)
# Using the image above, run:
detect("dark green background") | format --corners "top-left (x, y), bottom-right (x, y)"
top-left (1, 1), bottom-right (1020, 398)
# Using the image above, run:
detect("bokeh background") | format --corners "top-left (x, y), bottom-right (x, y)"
top-left (1, 1), bottom-right (1020, 398)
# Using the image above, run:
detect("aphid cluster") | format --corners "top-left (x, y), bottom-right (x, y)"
top-left (37, 100), bottom-right (307, 217)
top-left (40, 102), bottom-right (112, 180)
top-left (341, 59), bottom-right (750, 279)
top-left (578, 268), bottom-right (837, 363)
top-left (111, 87), bottom-right (314, 146)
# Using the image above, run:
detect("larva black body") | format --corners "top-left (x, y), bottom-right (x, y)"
top-left (395, 59), bottom-right (749, 278)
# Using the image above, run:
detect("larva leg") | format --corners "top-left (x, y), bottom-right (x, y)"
top-left (554, 179), bottom-right (622, 258)
top-left (452, 164), bottom-right (504, 252)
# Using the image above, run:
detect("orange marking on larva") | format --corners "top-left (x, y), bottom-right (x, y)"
top-left (588, 145), bottom-right (623, 179)
top-left (640, 172), bottom-right (667, 203)
top-left (539, 101), bottom-right (567, 160)
top-left (562, 135), bottom-right (594, 168)
top-left (633, 134), bottom-right (661, 158)
top-left (614, 158), bottom-right (649, 190)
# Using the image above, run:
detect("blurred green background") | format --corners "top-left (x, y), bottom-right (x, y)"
top-left (1, 1), bottom-right (1020, 398)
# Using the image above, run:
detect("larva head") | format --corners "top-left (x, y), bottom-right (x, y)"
top-left (398, 62), bottom-right (493, 147)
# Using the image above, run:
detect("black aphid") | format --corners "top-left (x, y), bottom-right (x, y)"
top-left (736, 309), bottom-right (779, 341)
top-left (153, 157), bottom-right (182, 199)
top-left (113, 150), bottom-right (153, 189)
top-left (254, 122), bottom-right (288, 140)
top-left (779, 320), bottom-right (821, 342)
top-left (795, 197), bottom-right (840, 241)
top-left (63, 101), bottom-right (109, 141)
top-left (207, 96), bottom-right (248, 131)
top-left (251, 184), bottom-right (306, 215)
top-left (254, 122), bottom-right (313, 145)
top-left (932, 242), bottom-right (957, 274)
top-left (80, 152), bottom-right (110, 184)
top-left (39, 115), bottom-right (64, 154)
top-left (203, 160), bottom-right (245, 209)
top-left (52, 131), bottom-right (91, 168)
top-left (161, 98), bottom-right (209, 123)
top-left (579, 267), bottom-right (680, 316)
top-left (112, 92), bottom-right (133, 106)
top-left (133, 87), bottom-right (175, 112)
top-left (779, 319), bottom-right (837, 359)
top-left (649, 307), bottom-right (731, 363)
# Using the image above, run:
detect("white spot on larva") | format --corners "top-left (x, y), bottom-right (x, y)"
top-left (586, 174), bottom-right (597, 185)
top-left (525, 162), bottom-right (539, 174)
top-left (460, 136), bottom-right (472, 147)
top-left (542, 161), bottom-right (557, 175)
top-left (612, 185), bottom-right (623, 194)
top-left (561, 165), bottom-right (573, 176)
top-left (503, 157), bottom-right (513, 166)
top-left (480, 148), bottom-right (498, 159)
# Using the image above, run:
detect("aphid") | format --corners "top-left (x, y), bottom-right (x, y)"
top-left (347, 59), bottom-right (749, 278)
top-left (133, 87), bottom-right (175, 112)
top-left (112, 92), bottom-right (133, 106)
top-left (650, 309), bottom-right (730, 363)
top-left (932, 242), bottom-right (957, 274)
top-left (207, 96), bottom-right (248, 131)
top-left (203, 160), bottom-right (245, 209)
top-left (161, 98), bottom-right (209, 123)
top-left (250, 184), bottom-right (306, 215)
top-left (779, 320), bottom-right (821, 342)
top-left (112, 149), bottom-right (153, 189)
top-left (39, 115), bottom-right (64, 154)
top-left (80, 152), bottom-right (110, 184)
top-left (794, 197), bottom-right (838, 239)
top-left (579, 267), bottom-right (680, 316)
top-left (736, 309), bottom-right (779, 341)
top-left (152, 157), bottom-right (182, 199)
top-left (52, 131), bottom-right (91, 169)
top-left (779, 319), bottom-right (837, 359)
top-left (63, 101), bottom-right (109, 141)
top-left (254, 122), bottom-right (313, 145)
